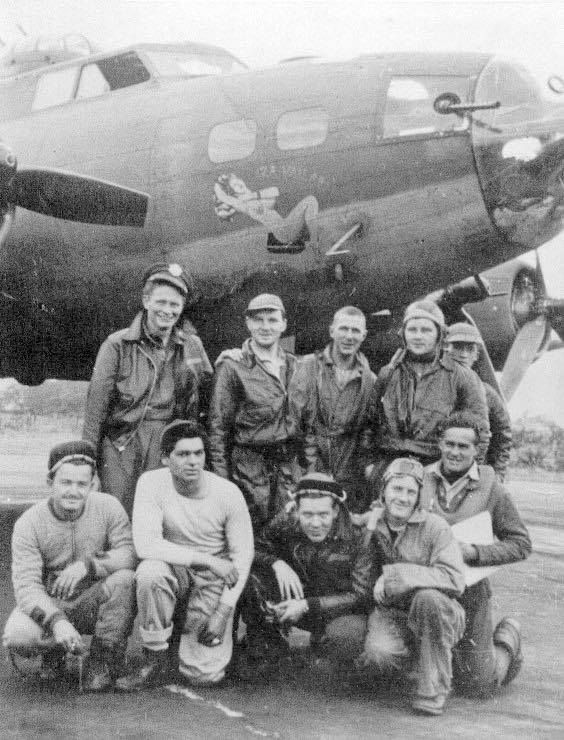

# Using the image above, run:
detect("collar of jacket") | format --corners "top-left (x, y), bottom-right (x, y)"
top-left (321, 344), bottom-right (367, 373)
top-left (121, 311), bottom-right (188, 346)
top-left (391, 348), bottom-right (456, 373)
top-left (241, 337), bottom-right (291, 367)
top-left (372, 504), bottom-right (426, 534)
top-left (427, 460), bottom-right (480, 487)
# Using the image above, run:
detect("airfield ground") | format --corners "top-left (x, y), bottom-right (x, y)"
top-left (0, 432), bottom-right (562, 739)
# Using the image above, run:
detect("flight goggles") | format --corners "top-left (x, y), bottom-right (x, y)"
top-left (291, 476), bottom-right (347, 503)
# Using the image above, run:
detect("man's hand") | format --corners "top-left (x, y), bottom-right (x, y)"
top-left (206, 556), bottom-right (239, 587)
top-left (272, 560), bottom-right (304, 600)
top-left (49, 561), bottom-right (89, 600)
top-left (373, 576), bottom-right (387, 605)
top-left (51, 619), bottom-right (84, 653)
top-left (272, 599), bottom-right (308, 625)
top-left (198, 603), bottom-right (233, 647)
top-left (459, 542), bottom-right (479, 564)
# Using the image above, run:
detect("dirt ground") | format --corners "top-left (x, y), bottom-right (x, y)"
top-left (0, 433), bottom-right (562, 738)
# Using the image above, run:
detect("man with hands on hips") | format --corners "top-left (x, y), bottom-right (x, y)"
top-left (116, 420), bottom-right (253, 690)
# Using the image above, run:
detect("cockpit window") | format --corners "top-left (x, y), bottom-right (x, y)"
top-left (33, 51), bottom-right (150, 109)
top-left (76, 63), bottom-right (110, 99)
top-left (145, 50), bottom-right (246, 77)
top-left (383, 76), bottom-right (470, 138)
top-left (81, 52), bottom-right (150, 96)
top-left (32, 66), bottom-right (78, 110)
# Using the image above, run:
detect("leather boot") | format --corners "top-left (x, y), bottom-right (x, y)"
top-left (38, 647), bottom-right (67, 681)
top-left (82, 638), bottom-right (114, 692)
top-left (494, 617), bottom-right (523, 686)
top-left (114, 648), bottom-right (170, 692)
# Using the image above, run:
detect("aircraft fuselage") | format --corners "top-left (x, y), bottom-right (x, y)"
top-left (0, 45), bottom-right (562, 381)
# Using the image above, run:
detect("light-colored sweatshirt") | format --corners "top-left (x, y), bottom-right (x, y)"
top-left (132, 468), bottom-right (254, 608)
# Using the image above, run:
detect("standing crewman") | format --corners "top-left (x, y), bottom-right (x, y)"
top-left (291, 306), bottom-right (376, 515)
top-left (208, 293), bottom-right (301, 529)
top-left (367, 300), bottom-right (489, 494)
top-left (445, 322), bottom-right (512, 480)
top-left (421, 411), bottom-right (530, 696)
top-left (83, 263), bottom-right (213, 516)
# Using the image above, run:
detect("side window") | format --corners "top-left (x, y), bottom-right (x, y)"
top-left (276, 108), bottom-right (329, 150)
top-left (32, 67), bottom-right (78, 111)
top-left (76, 63), bottom-right (110, 99)
top-left (208, 119), bottom-right (257, 163)
top-left (383, 76), bottom-right (469, 138)
top-left (76, 52), bottom-right (150, 101)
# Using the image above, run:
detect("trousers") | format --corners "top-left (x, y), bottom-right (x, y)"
top-left (241, 567), bottom-right (366, 661)
top-left (100, 421), bottom-right (167, 517)
top-left (453, 579), bottom-right (511, 695)
top-left (231, 443), bottom-right (302, 529)
top-left (3, 570), bottom-right (136, 654)
top-left (363, 589), bottom-right (465, 699)
top-left (135, 559), bottom-right (234, 685)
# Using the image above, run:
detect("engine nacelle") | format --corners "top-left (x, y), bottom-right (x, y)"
top-left (463, 259), bottom-right (552, 370)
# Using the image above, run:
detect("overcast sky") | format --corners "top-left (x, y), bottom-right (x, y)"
top-left (2, 1), bottom-right (564, 418)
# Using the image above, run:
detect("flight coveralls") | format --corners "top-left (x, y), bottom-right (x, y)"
top-left (483, 383), bottom-right (512, 480)
top-left (421, 462), bottom-right (531, 695)
top-left (361, 507), bottom-right (465, 703)
top-left (208, 339), bottom-right (301, 528)
top-left (368, 351), bottom-right (490, 492)
top-left (241, 503), bottom-right (373, 662)
top-left (291, 345), bottom-right (377, 513)
top-left (83, 312), bottom-right (212, 516)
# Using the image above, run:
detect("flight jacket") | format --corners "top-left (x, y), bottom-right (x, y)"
top-left (421, 463), bottom-right (531, 567)
top-left (369, 506), bottom-right (465, 601)
top-left (371, 351), bottom-right (490, 461)
top-left (253, 504), bottom-right (374, 621)
top-left (83, 312), bottom-right (212, 451)
top-left (208, 339), bottom-right (298, 478)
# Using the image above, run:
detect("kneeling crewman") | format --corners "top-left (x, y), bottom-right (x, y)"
top-left (359, 458), bottom-right (465, 716)
top-left (239, 472), bottom-right (373, 678)
top-left (3, 441), bottom-right (136, 691)
top-left (421, 412), bottom-right (531, 696)
top-left (117, 420), bottom-right (253, 689)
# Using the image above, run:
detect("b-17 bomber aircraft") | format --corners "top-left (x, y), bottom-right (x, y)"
top-left (0, 35), bottom-right (563, 396)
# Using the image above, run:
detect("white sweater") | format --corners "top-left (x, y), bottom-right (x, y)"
top-left (132, 468), bottom-right (254, 607)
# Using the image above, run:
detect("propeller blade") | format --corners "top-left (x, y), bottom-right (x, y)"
top-left (9, 168), bottom-right (149, 227)
top-left (500, 316), bottom-right (547, 400)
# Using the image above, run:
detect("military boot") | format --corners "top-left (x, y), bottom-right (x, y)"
top-left (82, 638), bottom-right (114, 692)
top-left (494, 617), bottom-right (523, 686)
top-left (114, 648), bottom-right (170, 692)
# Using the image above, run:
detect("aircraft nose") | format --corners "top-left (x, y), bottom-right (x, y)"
top-left (472, 56), bottom-right (564, 250)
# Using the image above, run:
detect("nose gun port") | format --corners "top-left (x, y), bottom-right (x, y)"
top-left (471, 56), bottom-right (564, 251)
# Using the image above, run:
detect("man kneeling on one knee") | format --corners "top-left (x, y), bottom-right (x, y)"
top-left (359, 457), bottom-right (466, 716)
top-left (239, 472), bottom-right (373, 677)
top-left (421, 411), bottom-right (531, 696)
top-left (116, 420), bottom-right (253, 690)
top-left (3, 441), bottom-right (137, 691)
